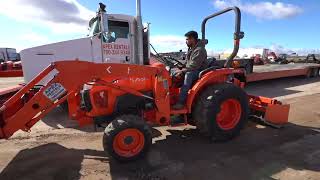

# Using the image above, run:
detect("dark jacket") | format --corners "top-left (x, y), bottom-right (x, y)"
top-left (185, 40), bottom-right (208, 72)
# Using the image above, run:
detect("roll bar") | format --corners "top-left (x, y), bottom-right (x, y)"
top-left (201, 7), bottom-right (244, 68)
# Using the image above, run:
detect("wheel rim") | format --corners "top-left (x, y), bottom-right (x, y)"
top-left (216, 99), bottom-right (242, 130)
top-left (113, 128), bottom-right (145, 158)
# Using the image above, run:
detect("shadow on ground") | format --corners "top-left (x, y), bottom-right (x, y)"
top-left (1, 123), bottom-right (319, 180)
top-left (40, 107), bottom-right (98, 133)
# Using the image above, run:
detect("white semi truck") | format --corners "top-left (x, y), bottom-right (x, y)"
top-left (20, 2), bottom-right (150, 84)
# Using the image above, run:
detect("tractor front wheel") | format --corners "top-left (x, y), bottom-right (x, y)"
top-left (193, 83), bottom-right (249, 141)
top-left (103, 115), bottom-right (152, 162)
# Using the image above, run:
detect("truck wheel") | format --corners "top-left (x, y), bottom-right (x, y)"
top-left (192, 83), bottom-right (249, 141)
top-left (103, 115), bottom-right (152, 162)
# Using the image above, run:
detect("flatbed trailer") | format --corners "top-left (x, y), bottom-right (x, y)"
top-left (0, 85), bottom-right (23, 105)
top-left (246, 63), bottom-right (320, 82)
top-left (0, 61), bottom-right (319, 103)
top-left (216, 59), bottom-right (320, 83)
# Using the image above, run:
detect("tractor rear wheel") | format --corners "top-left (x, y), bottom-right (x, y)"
top-left (103, 115), bottom-right (152, 162)
top-left (193, 83), bottom-right (249, 141)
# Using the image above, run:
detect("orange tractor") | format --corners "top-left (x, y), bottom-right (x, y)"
top-left (0, 3), bottom-right (289, 162)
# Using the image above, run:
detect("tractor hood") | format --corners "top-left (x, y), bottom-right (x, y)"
top-left (20, 38), bottom-right (94, 83)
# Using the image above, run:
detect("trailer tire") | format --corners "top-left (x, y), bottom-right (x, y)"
top-left (306, 68), bottom-right (319, 78)
top-left (313, 68), bottom-right (320, 77)
top-left (193, 83), bottom-right (249, 141)
top-left (103, 115), bottom-right (152, 162)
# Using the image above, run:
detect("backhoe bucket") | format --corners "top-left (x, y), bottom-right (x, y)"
top-left (248, 95), bottom-right (290, 125)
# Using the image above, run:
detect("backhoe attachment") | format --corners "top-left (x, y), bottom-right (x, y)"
top-left (248, 95), bottom-right (290, 126)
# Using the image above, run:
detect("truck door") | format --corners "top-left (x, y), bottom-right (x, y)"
top-left (90, 19), bottom-right (131, 64)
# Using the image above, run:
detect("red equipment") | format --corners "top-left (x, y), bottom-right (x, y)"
top-left (0, 48), bottom-right (23, 77)
top-left (0, 61), bottom-right (23, 77)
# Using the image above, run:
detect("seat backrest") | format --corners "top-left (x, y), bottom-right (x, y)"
top-left (207, 57), bottom-right (217, 67)
top-left (198, 57), bottom-right (221, 78)
top-left (199, 66), bottom-right (218, 79)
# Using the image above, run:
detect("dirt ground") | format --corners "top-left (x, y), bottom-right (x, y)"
top-left (0, 76), bottom-right (320, 180)
top-left (0, 77), bottom-right (24, 88)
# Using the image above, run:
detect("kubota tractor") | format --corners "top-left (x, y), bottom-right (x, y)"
top-left (0, 2), bottom-right (289, 162)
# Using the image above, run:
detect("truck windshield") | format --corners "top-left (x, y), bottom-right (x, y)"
top-left (88, 18), bottom-right (129, 42)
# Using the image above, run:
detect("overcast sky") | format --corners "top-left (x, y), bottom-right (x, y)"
top-left (0, 0), bottom-right (319, 55)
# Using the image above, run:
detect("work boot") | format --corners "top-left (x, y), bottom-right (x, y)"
top-left (172, 103), bottom-right (184, 110)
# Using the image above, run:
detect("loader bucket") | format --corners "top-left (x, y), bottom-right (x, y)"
top-left (248, 95), bottom-right (290, 125)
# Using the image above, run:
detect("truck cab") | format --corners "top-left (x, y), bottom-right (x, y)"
top-left (20, 4), bottom-right (150, 83)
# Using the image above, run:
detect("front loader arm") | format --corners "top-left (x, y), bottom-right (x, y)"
top-left (0, 61), bottom-right (159, 139)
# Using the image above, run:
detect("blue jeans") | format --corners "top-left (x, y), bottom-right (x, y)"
top-left (178, 70), bottom-right (200, 104)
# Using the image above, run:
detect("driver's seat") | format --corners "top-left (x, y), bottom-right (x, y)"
top-left (199, 57), bottom-right (221, 78)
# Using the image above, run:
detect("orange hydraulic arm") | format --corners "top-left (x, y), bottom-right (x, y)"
top-left (0, 61), bottom-right (160, 139)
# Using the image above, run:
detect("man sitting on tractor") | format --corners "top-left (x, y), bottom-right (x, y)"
top-left (172, 31), bottom-right (208, 109)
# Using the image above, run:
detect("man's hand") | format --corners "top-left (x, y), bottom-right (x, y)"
top-left (175, 71), bottom-right (183, 77)
top-left (175, 68), bottom-right (187, 77)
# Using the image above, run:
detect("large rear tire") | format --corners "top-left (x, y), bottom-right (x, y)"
top-left (103, 115), bottom-right (152, 162)
top-left (192, 83), bottom-right (249, 141)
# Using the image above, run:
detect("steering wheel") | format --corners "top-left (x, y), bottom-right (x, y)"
top-left (165, 56), bottom-right (185, 69)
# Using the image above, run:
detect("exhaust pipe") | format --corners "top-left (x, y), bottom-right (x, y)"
top-left (136, 0), bottom-right (144, 65)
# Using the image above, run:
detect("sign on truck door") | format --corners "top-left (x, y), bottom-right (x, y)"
top-left (90, 19), bottom-right (131, 64)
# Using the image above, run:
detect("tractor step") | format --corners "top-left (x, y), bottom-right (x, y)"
top-left (170, 108), bottom-right (188, 115)
top-left (169, 108), bottom-right (188, 126)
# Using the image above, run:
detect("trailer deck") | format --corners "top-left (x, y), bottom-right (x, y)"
top-left (246, 63), bottom-right (320, 82)
top-left (0, 63), bottom-right (319, 102)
